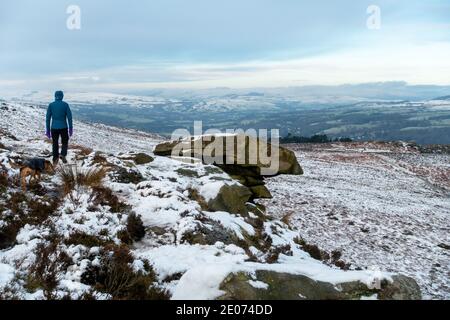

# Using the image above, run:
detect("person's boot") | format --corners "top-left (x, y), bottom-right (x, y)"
top-left (53, 157), bottom-right (59, 166)
top-left (60, 156), bottom-right (68, 164)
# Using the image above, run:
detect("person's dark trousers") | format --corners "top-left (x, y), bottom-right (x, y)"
top-left (51, 128), bottom-right (69, 160)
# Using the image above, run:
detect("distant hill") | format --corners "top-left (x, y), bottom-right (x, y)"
top-left (3, 91), bottom-right (450, 144)
top-left (432, 95), bottom-right (450, 101)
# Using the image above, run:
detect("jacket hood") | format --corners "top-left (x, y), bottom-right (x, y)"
top-left (55, 91), bottom-right (64, 100)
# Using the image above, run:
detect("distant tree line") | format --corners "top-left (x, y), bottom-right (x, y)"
top-left (280, 133), bottom-right (353, 144)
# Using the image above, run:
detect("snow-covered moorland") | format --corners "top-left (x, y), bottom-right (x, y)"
top-left (0, 101), bottom-right (429, 300)
top-left (260, 142), bottom-right (450, 299)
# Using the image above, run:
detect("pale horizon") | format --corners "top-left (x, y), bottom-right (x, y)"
top-left (1, 0), bottom-right (449, 92)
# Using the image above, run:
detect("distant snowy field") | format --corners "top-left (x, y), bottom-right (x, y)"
top-left (260, 142), bottom-right (450, 299)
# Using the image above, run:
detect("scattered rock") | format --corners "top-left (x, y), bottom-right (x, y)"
top-left (153, 140), bottom-right (178, 156)
top-left (437, 243), bottom-right (450, 250)
top-left (181, 220), bottom-right (236, 246)
top-left (376, 275), bottom-right (422, 300)
top-left (249, 185), bottom-right (272, 199)
top-left (148, 226), bottom-right (167, 236)
top-left (133, 153), bottom-right (154, 165)
top-left (111, 167), bottom-right (145, 184)
top-left (176, 168), bottom-right (199, 178)
top-left (208, 183), bottom-right (252, 215)
top-left (0, 142), bottom-right (10, 150)
top-left (403, 230), bottom-right (414, 236)
top-left (0, 128), bottom-right (18, 141)
top-left (219, 271), bottom-right (421, 300)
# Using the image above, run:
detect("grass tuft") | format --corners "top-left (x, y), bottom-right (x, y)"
top-left (81, 244), bottom-right (169, 300)
top-left (57, 165), bottom-right (106, 194)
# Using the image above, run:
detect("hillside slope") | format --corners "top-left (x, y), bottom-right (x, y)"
top-left (260, 142), bottom-right (450, 299)
top-left (0, 101), bottom-right (427, 300)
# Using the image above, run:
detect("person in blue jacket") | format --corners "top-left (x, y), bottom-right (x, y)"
top-left (46, 91), bottom-right (73, 164)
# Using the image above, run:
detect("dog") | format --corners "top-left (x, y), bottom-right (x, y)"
top-left (9, 158), bottom-right (54, 191)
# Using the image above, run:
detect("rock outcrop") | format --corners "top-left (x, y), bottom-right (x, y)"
top-left (154, 134), bottom-right (303, 199)
top-left (207, 183), bottom-right (252, 215)
top-left (219, 271), bottom-right (421, 300)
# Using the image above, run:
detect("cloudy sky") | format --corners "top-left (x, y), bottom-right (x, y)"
top-left (0, 0), bottom-right (449, 92)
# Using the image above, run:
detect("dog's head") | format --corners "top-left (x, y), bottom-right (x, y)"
top-left (44, 160), bottom-right (55, 173)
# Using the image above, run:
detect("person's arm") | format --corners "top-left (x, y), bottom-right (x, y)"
top-left (66, 103), bottom-right (73, 136)
top-left (46, 104), bottom-right (52, 134)
top-left (66, 104), bottom-right (73, 129)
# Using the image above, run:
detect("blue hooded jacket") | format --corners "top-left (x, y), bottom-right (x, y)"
top-left (46, 91), bottom-right (73, 131)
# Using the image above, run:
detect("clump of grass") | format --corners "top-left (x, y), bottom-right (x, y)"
top-left (187, 188), bottom-right (208, 210)
top-left (280, 212), bottom-right (295, 227)
top-left (92, 152), bottom-right (108, 165)
top-left (118, 213), bottom-right (145, 245)
top-left (64, 231), bottom-right (113, 248)
top-left (0, 192), bottom-right (60, 249)
top-left (126, 213), bottom-right (145, 242)
top-left (0, 192), bottom-right (27, 249)
top-left (26, 197), bottom-right (60, 225)
top-left (57, 165), bottom-right (106, 194)
top-left (6, 192), bottom-right (27, 215)
top-left (294, 236), bottom-right (351, 270)
top-left (265, 244), bottom-right (293, 264)
top-left (26, 241), bottom-right (72, 299)
top-left (0, 222), bottom-right (21, 250)
top-left (70, 144), bottom-right (93, 156)
top-left (294, 236), bottom-right (327, 260)
top-left (0, 128), bottom-right (18, 141)
top-left (0, 166), bottom-right (8, 193)
top-left (90, 186), bottom-right (129, 213)
top-left (81, 244), bottom-right (169, 300)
